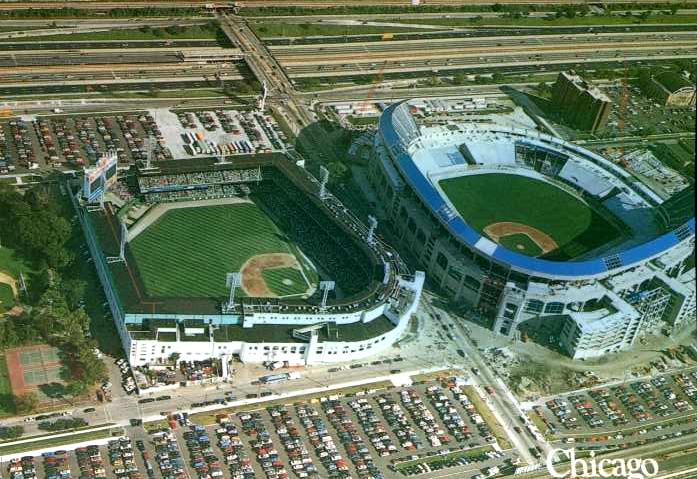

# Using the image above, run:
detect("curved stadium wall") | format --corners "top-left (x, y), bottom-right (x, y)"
top-left (370, 100), bottom-right (695, 360)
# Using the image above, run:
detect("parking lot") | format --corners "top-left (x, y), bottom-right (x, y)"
top-left (154, 108), bottom-right (286, 160)
top-left (0, 107), bottom-right (288, 175)
top-left (527, 368), bottom-right (697, 456)
top-left (0, 112), bottom-right (172, 173)
top-left (6, 378), bottom-right (510, 479)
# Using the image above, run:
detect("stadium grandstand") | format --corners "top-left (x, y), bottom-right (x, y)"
top-left (370, 99), bottom-right (694, 360)
top-left (72, 154), bottom-right (424, 367)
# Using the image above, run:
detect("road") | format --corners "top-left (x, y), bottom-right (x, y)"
top-left (420, 292), bottom-right (545, 466)
top-left (217, 13), bottom-right (316, 134)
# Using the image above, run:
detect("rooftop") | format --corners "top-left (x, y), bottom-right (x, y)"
top-left (560, 70), bottom-right (612, 103)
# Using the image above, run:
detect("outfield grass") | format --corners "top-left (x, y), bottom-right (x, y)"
top-left (129, 203), bottom-right (317, 298)
top-left (0, 246), bottom-right (32, 278)
top-left (261, 267), bottom-right (310, 297)
top-left (439, 174), bottom-right (621, 259)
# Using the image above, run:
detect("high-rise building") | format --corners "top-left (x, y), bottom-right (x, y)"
top-left (551, 71), bottom-right (612, 133)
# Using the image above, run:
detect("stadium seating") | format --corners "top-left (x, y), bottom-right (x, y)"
top-left (252, 172), bottom-right (377, 297)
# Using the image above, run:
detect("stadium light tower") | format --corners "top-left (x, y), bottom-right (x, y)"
top-left (107, 222), bottom-right (128, 264)
top-left (223, 272), bottom-right (242, 313)
top-left (143, 135), bottom-right (160, 170)
top-left (318, 166), bottom-right (330, 200)
top-left (257, 80), bottom-right (268, 113)
top-left (366, 215), bottom-right (378, 246)
top-left (319, 280), bottom-right (335, 310)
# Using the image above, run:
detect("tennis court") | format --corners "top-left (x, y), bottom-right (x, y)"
top-left (20, 348), bottom-right (60, 366)
top-left (4, 344), bottom-right (64, 398)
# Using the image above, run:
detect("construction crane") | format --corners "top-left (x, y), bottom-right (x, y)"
top-left (618, 61), bottom-right (629, 159)
top-left (356, 60), bottom-right (387, 115)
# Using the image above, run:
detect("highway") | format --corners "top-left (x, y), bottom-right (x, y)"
top-left (218, 12), bottom-right (315, 132)
top-left (267, 30), bottom-right (697, 78)
top-left (263, 24), bottom-right (697, 46)
top-left (0, 39), bottom-right (221, 51)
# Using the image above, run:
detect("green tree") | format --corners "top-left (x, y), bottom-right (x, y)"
top-left (0, 426), bottom-right (24, 440)
top-left (326, 161), bottom-right (350, 184)
top-left (61, 278), bottom-right (87, 310)
top-left (13, 392), bottom-right (39, 414)
top-left (453, 72), bottom-right (466, 85)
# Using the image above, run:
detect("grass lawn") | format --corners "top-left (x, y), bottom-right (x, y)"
top-left (527, 411), bottom-right (551, 438)
top-left (395, 445), bottom-right (493, 472)
top-left (0, 283), bottom-right (14, 313)
top-left (188, 381), bottom-right (393, 425)
top-left (0, 246), bottom-right (32, 278)
top-left (250, 21), bottom-right (425, 38)
top-left (261, 267), bottom-right (311, 297)
top-left (129, 203), bottom-right (317, 298)
top-left (439, 173), bottom-right (621, 259)
top-left (0, 26), bottom-right (48, 33)
top-left (499, 233), bottom-right (543, 257)
top-left (2, 88), bottom-right (251, 101)
top-left (0, 357), bottom-right (13, 418)
top-left (0, 23), bottom-right (222, 42)
top-left (462, 386), bottom-right (511, 450)
top-left (0, 429), bottom-right (116, 455)
top-left (347, 116), bottom-right (379, 126)
top-left (392, 13), bottom-right (697, 27)
top-left (658, 444), bottom-right (697, 471)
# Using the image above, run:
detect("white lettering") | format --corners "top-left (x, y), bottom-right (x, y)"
top-left (546, 448), bottom-right (570, 478)
top-left (545, 448), bottom-right (659, 479)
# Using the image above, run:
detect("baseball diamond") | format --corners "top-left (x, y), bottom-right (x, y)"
top-left (77, 156), bottom-right (425, 367)
top-left (371, 100), bottom-right (694, 360)
top-left (128, 202), bottom-right (319, 299)
top-left (439, 173), bottom-right (620, 259)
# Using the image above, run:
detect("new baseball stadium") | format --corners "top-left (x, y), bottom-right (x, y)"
top-left (73, 154), bottom-right (424, 367)
top-left (370, 100), bottom-right (695, 359)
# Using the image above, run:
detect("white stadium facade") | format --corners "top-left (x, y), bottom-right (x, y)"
top-left (369, 100), bottom-right (695, 360)
top-left (74, 155), bottom-right (424, 368)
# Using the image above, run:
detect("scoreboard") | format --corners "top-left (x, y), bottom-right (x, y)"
top-left (83, 151), bottom-right (118, 202)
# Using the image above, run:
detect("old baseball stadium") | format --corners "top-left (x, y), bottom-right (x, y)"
top-left (370, 100), bottom-right (695, 360)
top-left (73, 154), bottom-right (424, 367)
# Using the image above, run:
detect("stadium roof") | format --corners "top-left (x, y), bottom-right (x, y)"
top-left (379, 101), bottom-right (695, 279)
